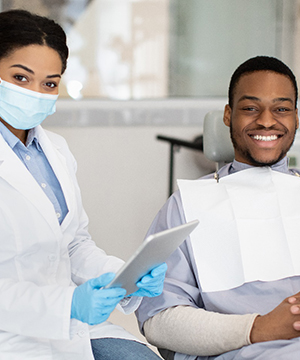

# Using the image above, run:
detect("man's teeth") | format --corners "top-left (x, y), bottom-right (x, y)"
top-left (252, 135), bottom-right (278, 141)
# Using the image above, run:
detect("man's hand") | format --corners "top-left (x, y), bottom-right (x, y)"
top-left (250, 291), bottom-right (300, 343)
top-left (288, 293), bottom-right (300, 331)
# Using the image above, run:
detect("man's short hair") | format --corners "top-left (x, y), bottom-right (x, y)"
top-left (228, 56), bottom-right (298, 108)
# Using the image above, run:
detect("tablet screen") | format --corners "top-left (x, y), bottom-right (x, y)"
top-left (104, 220), bottom-right (199, 295)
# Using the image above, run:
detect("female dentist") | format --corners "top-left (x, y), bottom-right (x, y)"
top-left (0, 9), bottom-right (166, 360)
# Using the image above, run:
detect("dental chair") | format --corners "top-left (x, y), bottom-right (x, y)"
top-left (203, 110), bottom-right (234, 169)
top-left (156, 110), bottom-right (235, 197)
top-left (156, 110), bottom-right (234, 359)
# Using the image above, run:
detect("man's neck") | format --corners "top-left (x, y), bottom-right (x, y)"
top-left (229, 157), bottom-right (290, 175)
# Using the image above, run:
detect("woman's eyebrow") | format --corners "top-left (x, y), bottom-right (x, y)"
top-left (10, 64), bottom-right (34, 74)
top-left (46, 74), bottom-right (61, 79)
top-left (10, 64), bottom-right (61, 78)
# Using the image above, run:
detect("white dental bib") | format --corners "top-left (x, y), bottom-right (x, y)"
top-left (178, 167), bottom-right (300, 292)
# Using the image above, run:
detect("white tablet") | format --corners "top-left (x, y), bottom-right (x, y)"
top-left (104, 220), bottom-right (199, 295)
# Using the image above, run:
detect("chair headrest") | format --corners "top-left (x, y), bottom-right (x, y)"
top-left (203, 110), bottom-right (235, 163)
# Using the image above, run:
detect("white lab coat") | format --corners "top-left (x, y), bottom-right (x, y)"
top-left (0, 126), bottom-right (140, 359)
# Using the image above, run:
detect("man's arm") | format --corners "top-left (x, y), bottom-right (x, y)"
top-left (136, 190), bottom-right (300, 356)
top-left (136, 191), bottom-right (257, 356)
top-left (143, 294), bottom-right (300, 357)
top-left (144, 305), bottom-right (257, 356)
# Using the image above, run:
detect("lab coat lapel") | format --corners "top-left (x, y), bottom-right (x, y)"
top-left (36, 126), bottom-right (76, 232)
top-left (0, 134), bottom-right (62, 237)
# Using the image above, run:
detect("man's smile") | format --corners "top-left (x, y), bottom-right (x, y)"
top-left (250, 134), bottom-right (279, 141)
top-left (247, 131), bottom-right (284, 149)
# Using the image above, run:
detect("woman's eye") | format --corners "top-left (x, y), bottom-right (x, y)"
top-left (14, 75), bottom-right (27, 82)
top-left (45, 82), bottom-right (57, 88)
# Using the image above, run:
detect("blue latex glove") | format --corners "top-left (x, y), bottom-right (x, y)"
top-left (129, 263), bottom-right (167, 297)
top-left (71, 272), bottom-right (126, 325)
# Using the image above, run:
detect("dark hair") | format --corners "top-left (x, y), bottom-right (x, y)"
top-left (228, 56), bottom-right (298, 108)
top-left (0, 9), bottom-right (69, 74)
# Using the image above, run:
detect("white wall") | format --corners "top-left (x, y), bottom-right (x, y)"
top-left (46, 125), bottom-right (214, 258)
top-left (44, 99), bottom-right (225, 259)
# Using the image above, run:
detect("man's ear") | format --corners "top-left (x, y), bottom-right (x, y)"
top-left (296, 108), bottom-right (299, 130)
top-left (223, 104), bottom-right (231, 127)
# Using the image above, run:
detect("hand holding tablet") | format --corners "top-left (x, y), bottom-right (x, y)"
top-left (104, 220), bottom-right (199, 296)
top-left (128, 262), bottom-right (168, 297)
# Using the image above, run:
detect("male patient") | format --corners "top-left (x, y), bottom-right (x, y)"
top-left (136, 56), bottom-right (300, 360)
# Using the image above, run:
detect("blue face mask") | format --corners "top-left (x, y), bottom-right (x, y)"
top-left (0, 78), bottom-right (58, 130)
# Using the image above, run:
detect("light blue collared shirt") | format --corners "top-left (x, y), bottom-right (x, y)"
top-left (202, 157), bottom-right (297, 180)
top-left (0, 122), bottom-right (68, 224)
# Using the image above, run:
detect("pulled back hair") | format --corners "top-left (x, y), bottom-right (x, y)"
top-left (0, 9), bottom-right (68, 74)
top-left (228, 56), bottom-right (298, 109)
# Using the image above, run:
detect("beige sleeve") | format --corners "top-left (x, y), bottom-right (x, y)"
top-left (143, 305), bottom-right (258, 357)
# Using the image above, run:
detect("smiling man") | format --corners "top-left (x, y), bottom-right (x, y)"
top-left (225, 62), bottom-right (298, 167)
top-left (135, 56), bottom-right (300, 360)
